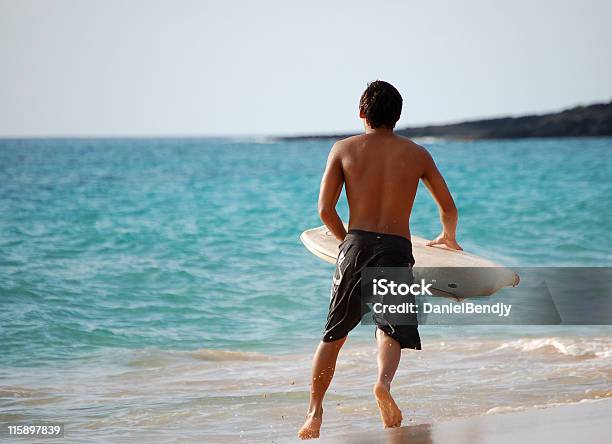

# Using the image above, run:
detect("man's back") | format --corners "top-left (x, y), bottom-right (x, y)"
top-left (319, 128), bottom-right (457, 245)
top-left (337, 132), bottom-right (426, 239)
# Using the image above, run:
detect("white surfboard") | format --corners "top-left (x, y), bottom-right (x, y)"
top-left (300, 225), bottom-right (519, 299)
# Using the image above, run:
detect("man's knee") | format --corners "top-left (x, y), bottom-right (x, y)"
top-left (321, 335), bottom-right (347, 349)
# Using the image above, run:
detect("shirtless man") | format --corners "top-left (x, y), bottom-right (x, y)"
top-left (298, 80), bottom-right (462, 439)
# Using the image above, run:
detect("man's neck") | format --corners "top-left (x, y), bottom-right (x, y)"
top-left (364, 126), bottom-right (394, 135)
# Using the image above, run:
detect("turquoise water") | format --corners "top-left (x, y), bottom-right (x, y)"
top-left (1, 137), bottom-right (611, 442)
top-left (1, 137), bottom-right (611, 365)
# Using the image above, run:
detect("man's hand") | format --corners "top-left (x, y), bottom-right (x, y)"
top-left (421, 148), bottom-right (461, 251)
top-left (426, 233), bottom-right (463, 250)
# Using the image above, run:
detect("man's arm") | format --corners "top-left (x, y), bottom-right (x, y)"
top-left (318, 143), bottom-right (347, 241)
top-left (420, 149), bottom-right (462, 250)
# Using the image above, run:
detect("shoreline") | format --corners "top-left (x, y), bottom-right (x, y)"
top-left (312, 398), bottom-right (612, 444)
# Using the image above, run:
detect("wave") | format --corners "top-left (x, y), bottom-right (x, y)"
top-left (492, 337), bottom-right (612, 359)
top-left (122, 347), bottom-right (277, 369)
top-left (189, 348), bottom-right (273, 362)
top-left (485, 395), bottom-right (612, 416)
top-left (130, 336), bottom-right (612, 367)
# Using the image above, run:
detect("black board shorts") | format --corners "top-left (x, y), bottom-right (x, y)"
top-left (322, 229), bottom-right (421, 350)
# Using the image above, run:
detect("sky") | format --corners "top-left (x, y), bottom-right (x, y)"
top-left (0, 0), bottom-right (611, 137)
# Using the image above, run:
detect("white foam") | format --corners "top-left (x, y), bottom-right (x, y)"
top-left (493, 337), bottom-right (612, 359)
top-left (485, 397), bottom-right (612, 416)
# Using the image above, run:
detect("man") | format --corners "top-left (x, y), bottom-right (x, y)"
top-left (298, 80), bottom-right (462, 439)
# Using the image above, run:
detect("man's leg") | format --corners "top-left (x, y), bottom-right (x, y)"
top-left (373, 328), bottom-right (402, 428)
top-left (298, 336), bottom-right (347, 440)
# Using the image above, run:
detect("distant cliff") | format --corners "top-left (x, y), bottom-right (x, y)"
top-left (279, 101), bottom-right (612, 141)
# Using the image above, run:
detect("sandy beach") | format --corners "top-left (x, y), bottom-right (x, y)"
top-left (313, 399), bottom-right (612, 444)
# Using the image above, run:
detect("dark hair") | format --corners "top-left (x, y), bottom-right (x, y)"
top-left (359, 80), bottom-right (403, 129)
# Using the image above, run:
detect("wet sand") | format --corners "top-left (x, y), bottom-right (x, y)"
top-left (314, 399), bottom-right (612, 444)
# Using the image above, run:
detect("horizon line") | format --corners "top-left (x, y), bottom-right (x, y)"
top-left (1, 98), bottom-right (609, 140)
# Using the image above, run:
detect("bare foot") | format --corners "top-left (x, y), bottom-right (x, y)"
top-left (373, 382), bottom-right (402, 428)
top-left (298, 409), bottom-right (323, 440)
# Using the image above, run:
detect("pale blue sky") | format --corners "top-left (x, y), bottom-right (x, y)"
top-left (1, 0), bottom-right (611, 137)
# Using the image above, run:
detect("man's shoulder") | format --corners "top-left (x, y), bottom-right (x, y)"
top-left (394, 135), bottom-right (430, 157)
top-left (329, 134), bottom-right (363, 156)
top-left (394, 134), bottom-right (421, 147)
top-left (334, 134), bottom-right (364, 146)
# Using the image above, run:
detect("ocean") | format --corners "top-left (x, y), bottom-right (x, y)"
top-left (1, 137), bottom-right (611, 442)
